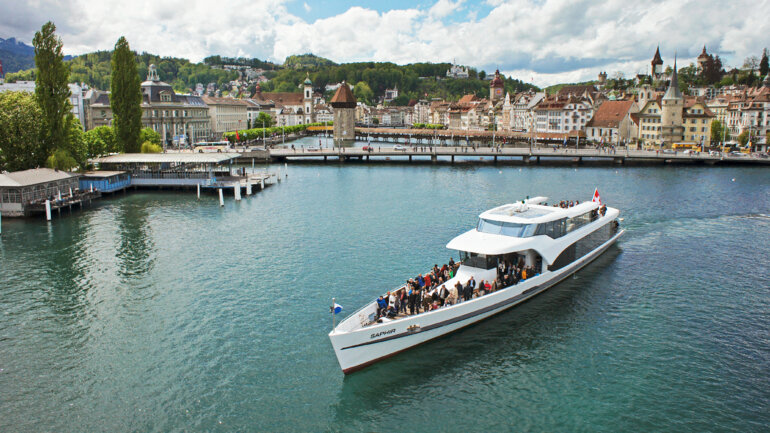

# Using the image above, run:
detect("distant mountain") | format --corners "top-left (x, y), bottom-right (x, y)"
top-left (0, 37), bottom-right (74, 75)
top-left (0, 37), bottom-right (35, 74)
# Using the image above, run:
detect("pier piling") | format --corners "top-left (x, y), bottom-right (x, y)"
top-left (218, 189), bottom-right (224, 206)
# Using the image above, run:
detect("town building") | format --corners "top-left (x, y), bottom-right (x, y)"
top-left (532, 95), bottom-right (594, 134)
top-left (250, 77), bottom-right (315, 127)
top-left (446, 60), bottom-right (469, 79)
top-left (244, 98), bottom-right (274, 128)
top-left (85, 65), bottom-right (211, 145)
top-left (585, 100), bottom-right (638, 143)
top-left (384, 86), bottom-right (399, 103)
top-left (510, 90), bottom-right (546, 131)
top-left (201, 96), bottom-right (248, 137)
top-left (412, 99), bottom-right (431, 124)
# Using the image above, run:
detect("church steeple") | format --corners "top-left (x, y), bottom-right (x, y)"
top-left (663, 55), bottom-right (682, 100)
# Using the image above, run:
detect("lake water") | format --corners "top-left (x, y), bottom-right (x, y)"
top-left (1, 140), bottom-right (769, 432)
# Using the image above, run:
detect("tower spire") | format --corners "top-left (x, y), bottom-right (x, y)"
top-left (663, 54), bottom-right (682, 100)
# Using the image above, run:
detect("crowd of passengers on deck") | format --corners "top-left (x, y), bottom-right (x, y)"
top-left (548, 199), bottom-right (608, 217)
top-left (374, 256), bottom-right (542, 322)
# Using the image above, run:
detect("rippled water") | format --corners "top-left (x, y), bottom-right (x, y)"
top-left (1, 141), bottom-right (769, 432)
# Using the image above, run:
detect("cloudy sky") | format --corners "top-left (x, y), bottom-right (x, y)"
top-left (1, 0), bottom-right (768, 86)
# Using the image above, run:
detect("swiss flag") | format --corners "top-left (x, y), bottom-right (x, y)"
top-left (592, 188), bottom-right (601, 205)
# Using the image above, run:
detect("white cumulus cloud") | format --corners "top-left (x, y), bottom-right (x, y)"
top-left (1, 0), bottom-right (768, 87)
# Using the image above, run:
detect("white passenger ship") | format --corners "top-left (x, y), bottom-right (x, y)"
top-left (329, 194), bottom-right (625, 374)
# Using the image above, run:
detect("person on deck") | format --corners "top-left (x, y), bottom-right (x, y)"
top-left (439, 285), bottom-right (449, 306)
top-left (376, 296), bottom-right (387, 318)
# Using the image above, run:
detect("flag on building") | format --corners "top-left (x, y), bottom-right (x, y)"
top-left (592, 188), bottom-right (601, 205)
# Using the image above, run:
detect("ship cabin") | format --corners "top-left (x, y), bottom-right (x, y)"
top-left (447, 198), bottom-right (617, 276)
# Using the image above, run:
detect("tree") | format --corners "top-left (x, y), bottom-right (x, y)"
top-left (710, 119), bottom-right (729, 144)
top-left (255, 111), bottom-right (274, 128)
top-left (139, 127), bottom-right (161, 146)
top-left (84, 126), bottom-right (118, 158)
top-left (33, 21), bottom-right (70, 166)
top-left (64, 115), bottom-right (87, 168)
top-left (479, 70), bottom-right (486, 80)
top-left (743, 56), bottom-right (760, 70)
top-left (700, 55), bottom-right (723, 85)
top-left (45, 148), bottom-right (78, 171)
top-left (0, 91), bottom-right (44, 171)
top-left (737, 130), bottom-right (750, 146)
top-left (760, 48), bottom-right (769, 78)
top-left (353, 81), bottom-right (374, 105)
top-left (111, 36), bottom-right (143, 153)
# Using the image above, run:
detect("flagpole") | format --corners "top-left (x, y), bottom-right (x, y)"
top-left (332, 297), bottom-right (336, 330)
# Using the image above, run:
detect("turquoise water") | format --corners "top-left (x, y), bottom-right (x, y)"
top-left (1, 143), bottom-right (769, 432)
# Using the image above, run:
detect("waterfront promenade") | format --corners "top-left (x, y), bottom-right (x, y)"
top-left (262, 146), bottom-right (770, 166)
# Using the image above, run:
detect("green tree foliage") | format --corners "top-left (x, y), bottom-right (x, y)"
top-left (203, 55), bottom-right (277, 70)
top-left (267, 61), bottom-right (537, 102)
top-left (3, 68), bottom-right (36, 82)
top-left (45, 148), bottom-right (78, 171)
top-left (64, 115), bottom-right (87, 167)
top-left (223, 122), bottom-right (331, 143)
top-left (737, 130), bottom-right (750, 146)
top-left (699, 54), bottom-right (724, 85)
top-left (33, 21), bottom-right (71, 165)
top-left (710, 119), bottom-right (729, 143)
top-left (353, 81), bottom-right (374, 104)
top-left (111, 36), bottom-right (143, 153)
top-left (255, 112), bottom-right (274, 128)
top-left (139, 127), bottom-right (161, 146)
top-left (140, 141), bottom-right (162, 153)
top-left (760, 48), bottom-right (769, 78)
top-left (24, 50), bottom-right (241, 93)
top-left (0, 91), bottom-right (44, 171)
top-left (284, 54), bottom-right (337, 69)
top-left (84, 126), bottom-right (118, 157)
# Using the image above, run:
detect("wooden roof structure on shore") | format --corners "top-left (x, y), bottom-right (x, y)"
top-left (93, 153), bottom-right (239, 165)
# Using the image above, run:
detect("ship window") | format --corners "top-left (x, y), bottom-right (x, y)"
top-left (477, 219), bottom-right (536, 237)
top-left (459, 251), bottom-right (495, 269)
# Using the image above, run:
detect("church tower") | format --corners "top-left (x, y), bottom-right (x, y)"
top-left (490, 69), bottom-right (504, 102)
top-left (660, 56), bottom-right (684, 145)
top-left (303, 72), bottom-right (314, 124)
top-left (697, 46), bottom-right (709, 71)
top-left (651, 46), bottom-right (664, 79)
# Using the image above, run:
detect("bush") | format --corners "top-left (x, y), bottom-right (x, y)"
top-left (141, 141), bottom-right (163, 153)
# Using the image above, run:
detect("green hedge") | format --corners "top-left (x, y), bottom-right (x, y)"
top-left (223, 122), bottom-right (332, 143)
top-left (412, 123), bottom-right (446, 130)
